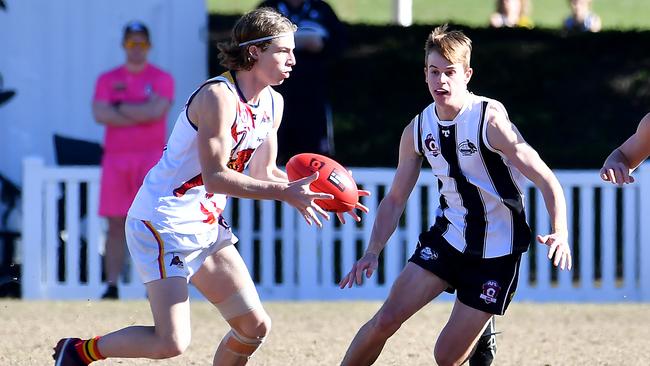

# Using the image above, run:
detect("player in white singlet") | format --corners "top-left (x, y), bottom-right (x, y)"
top-left (53, 8), bottom-right (368, 366)
top-left (339, 25), bottom-right (572, 366)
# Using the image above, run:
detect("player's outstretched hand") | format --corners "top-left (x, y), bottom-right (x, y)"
top-left (600, 162), bottom-right (634, 185)
top-left (339, 252), bottom-right (379, 289)
top-left (336, 190), bottom-right (370, 224)
top-left (287, 172), bottom-right (333, 227)
top-left (537, 233), bottom-right (572, 270)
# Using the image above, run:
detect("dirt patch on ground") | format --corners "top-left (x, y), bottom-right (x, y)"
top-left (1, 300), bottom-right (649, 365)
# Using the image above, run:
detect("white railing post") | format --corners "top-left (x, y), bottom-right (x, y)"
top-left (21, 157), bottom-right (45, 299)
top-left (297, 220), bottom-right (318, 299)
top-left (393, 0), bottom-right (412, 26)
top-left (638, 162), bottom-right (650, 301)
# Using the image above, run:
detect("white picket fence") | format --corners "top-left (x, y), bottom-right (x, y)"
top-left (21, 157), bottom-right (650, 302)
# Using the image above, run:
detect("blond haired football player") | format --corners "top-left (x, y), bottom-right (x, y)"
top-left (53, 8), bottom-right (367, 366)
top-left (339, 25), bottom-right (571, 366)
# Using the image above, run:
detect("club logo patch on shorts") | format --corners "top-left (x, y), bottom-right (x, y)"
top-left (419, 247), bottom-right (438, 261)
top-left (480, 280), bottom-right (501, 304)
top-left (170, 255), bottom-right (184, 269)
top-left (218, 215), bottom-right (231, 230)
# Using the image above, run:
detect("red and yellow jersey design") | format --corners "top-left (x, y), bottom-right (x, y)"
top-left (128, 71), bottom-right (275, 234)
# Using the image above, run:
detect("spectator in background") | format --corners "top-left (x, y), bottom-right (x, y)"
top-left (257, 0), bottom-right (347, 163)
top-left (92, 21), bottom-right (174, 299)
top-left (564, 0), bottom-right (601, 33)
top-left (490, 0), bottom-right (534, 29)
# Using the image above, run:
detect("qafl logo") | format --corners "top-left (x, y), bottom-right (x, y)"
top-left (424, 133), bottom-right (440, 157)
top-left (479, 280), bottom-right (501, 304)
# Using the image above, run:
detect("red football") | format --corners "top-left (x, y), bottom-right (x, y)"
top-left (286, 153), bottom-right (359, 213)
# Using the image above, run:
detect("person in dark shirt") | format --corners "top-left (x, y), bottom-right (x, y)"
top-left (563, 0), bottom-right (601, 33)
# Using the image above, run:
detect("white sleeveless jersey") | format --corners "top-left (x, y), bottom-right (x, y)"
top-left (128, 71), bottom-right (276, 234)
top-left (413, 93), bottom-right (531, 258)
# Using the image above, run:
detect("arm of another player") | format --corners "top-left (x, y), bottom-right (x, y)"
top-left (340, 121), bottom-right (423, 288)
top-left (193, 83), bottom-right (332, 226)
top-left (485, 103), bottom-right (572, 270)
top-left (600, 113), bottom-right (650, 185)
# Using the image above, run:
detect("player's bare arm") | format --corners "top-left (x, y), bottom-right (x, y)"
top-left (92, 101), bottom-right (136, 126)
top-left (486, 103), bottom-right (572, 270)
top-left (600, 113), bottom-right (650, 185)
top-left (340, 121), bottom-right (423, 288)
top-left (249, 89), bottom-right (288, 183)
top-left (193, 83), bottom-right (332, 226)
top-left (117, 93), bottom-right (172, 122)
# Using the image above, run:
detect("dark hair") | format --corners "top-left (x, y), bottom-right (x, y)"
top-left (123, 20), bottom-right (150, 43)
top-left (217, 8), bottom-right (296, 71)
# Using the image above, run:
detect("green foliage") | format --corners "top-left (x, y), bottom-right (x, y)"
top-left (209, 15), bottom-right (650, 169)
top-left (207, 0), bottom-right (650, 30)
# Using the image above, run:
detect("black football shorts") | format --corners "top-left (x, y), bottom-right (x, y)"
top-left (409, 229), bottom-right (522, 315)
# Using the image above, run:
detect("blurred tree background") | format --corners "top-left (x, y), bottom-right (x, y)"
top-left (207, 1), bottom-right (650, 168)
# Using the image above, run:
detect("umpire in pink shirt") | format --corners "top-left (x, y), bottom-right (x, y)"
top-left (92, 20), bottom-right (174, 299)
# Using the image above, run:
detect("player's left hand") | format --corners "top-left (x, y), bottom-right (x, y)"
top-left (536, 232), bottom-right (572, 270)
top-left (336, 190), bottom-right (370, 224)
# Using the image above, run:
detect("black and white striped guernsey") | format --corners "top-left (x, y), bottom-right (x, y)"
top-left (413, 94), bottom-right (531, 258)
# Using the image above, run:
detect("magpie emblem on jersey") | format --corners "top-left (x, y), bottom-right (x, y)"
top-left (424, 133), bottom-right (440, 157)
top-left (458, 139), bottom-right (478, 156)
top-left (419, 247), bottom-right (438, 261)
top-left (480, 280), bottom-right (501, 304)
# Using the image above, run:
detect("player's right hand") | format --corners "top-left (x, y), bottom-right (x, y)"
top-left (600, 162), bottom-right (635, 185)
top-left (286, 172), bottom-right (333, 227)
top-left (339, 252), bottom-right (379, 289)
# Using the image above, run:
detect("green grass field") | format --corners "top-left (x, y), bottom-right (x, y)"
top-left (207, 0), bottom-right (650, 30)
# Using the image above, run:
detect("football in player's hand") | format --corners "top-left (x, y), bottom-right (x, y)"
top-left (286, 153), bottom-right (359, 213)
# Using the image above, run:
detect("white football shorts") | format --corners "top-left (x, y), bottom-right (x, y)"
top-left (125, 216), bottom-right (238, 283)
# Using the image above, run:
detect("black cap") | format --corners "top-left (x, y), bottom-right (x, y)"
top-left (123, 20), bottom-right (150, 42)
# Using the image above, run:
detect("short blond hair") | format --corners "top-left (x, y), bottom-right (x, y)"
top-left (217, 8), bottom-right (296, 71)
top-left (424, 24), bottom-right (472, 69)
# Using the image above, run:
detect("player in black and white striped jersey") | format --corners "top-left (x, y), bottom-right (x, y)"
top-left (339, 24), bottom-right (572, 366)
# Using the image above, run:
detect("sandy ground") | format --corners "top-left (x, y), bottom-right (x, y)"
top-left (1, 300), bottom-right (649, 365)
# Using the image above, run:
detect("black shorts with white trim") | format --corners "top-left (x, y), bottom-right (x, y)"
top-left (408, 229), bottom-right (521, 315)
